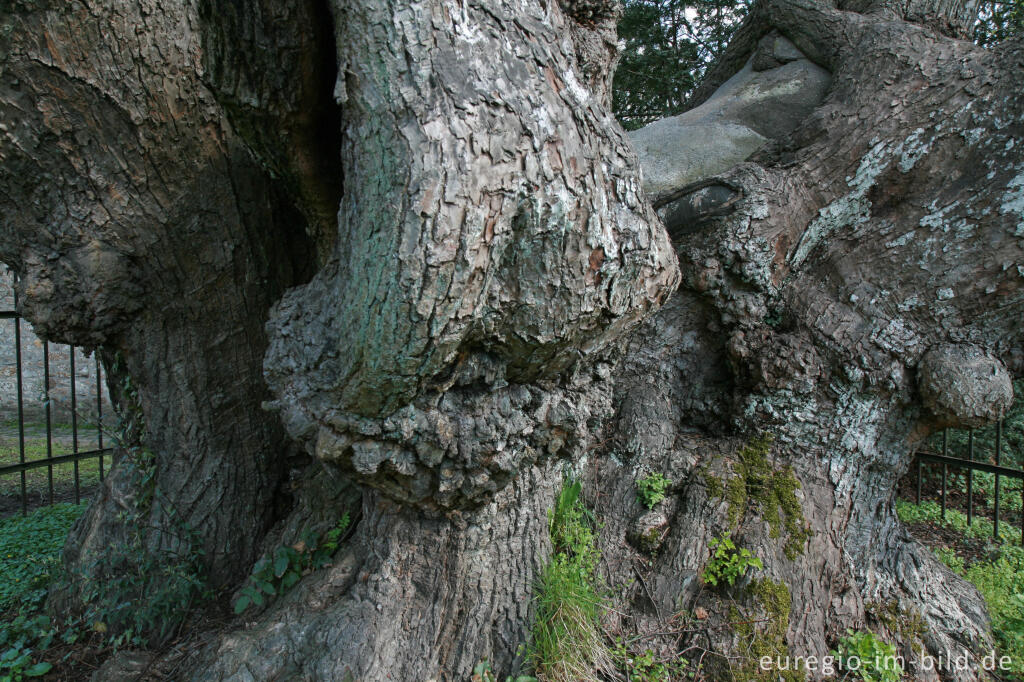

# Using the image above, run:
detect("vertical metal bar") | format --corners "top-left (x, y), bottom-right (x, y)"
top-left (44, 340), bottom-right (53, 506)
top-left (941, 463), bottom-right (947, 520)
top-left (967, 429), bottom-right (974, 529)
top-left (941, 430), bottom-right (948, 521)
top-left (96, 355), bottom-right (104, 481)
top-left (70, 347), bottom-right (79, 504)
top-left (994, 419), bottom-right (1002, 541)
top-left (13, 280), bottom-right (26, 516)
top-left (921, 456), bottom-right (929, 503)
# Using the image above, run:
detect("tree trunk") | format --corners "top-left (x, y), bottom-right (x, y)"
top-left (0, 0), bottom-right (329, 591)
top-left (1, 0), bottom-right (1022, 680)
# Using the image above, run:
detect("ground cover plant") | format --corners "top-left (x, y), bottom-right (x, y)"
top-left (896, 499), bottom-right (1024, 679)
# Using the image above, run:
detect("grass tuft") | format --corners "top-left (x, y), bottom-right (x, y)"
top-left (530, 480), bottom-right (611, 682)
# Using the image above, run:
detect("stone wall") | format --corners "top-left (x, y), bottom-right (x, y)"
top-left (0, 264), bottom-right (112, 430)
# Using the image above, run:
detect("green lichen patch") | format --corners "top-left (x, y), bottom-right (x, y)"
top-left (715, 435), bottom-right (812, 560)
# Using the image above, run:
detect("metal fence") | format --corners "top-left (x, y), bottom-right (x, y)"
top-left (912, 420), bottom-right (1024, 544)
top-left (0, 271), bottom-right (113, 516)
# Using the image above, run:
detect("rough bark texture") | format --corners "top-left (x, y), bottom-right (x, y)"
top-left (0, 0), bottom-right (328, 589)
top-left (188, 464), bottom-right (560, 681)
top-left (262, 0), bottom-right (678, 512)
top-left (587, 3), bottom-right (1023, 680)
top-left (1, 0), bottom-right (1022, 680)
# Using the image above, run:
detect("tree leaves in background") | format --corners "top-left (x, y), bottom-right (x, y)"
top-left (613, 0), bottom-right (750, 130)
top-left (613, 0), bottom-right (1019, 133)
top-left (974, 0), bottom-right (1024, 46)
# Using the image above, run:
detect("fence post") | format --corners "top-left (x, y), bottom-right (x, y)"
top-left (994, 419), bottom-right (1002, 541)
top-left (44, 340), bottom-right (54, 506)
top-left (967, 429), bottom-right (974, 529)
top-left (13, 280), bottom-right (26, 516)
top-left (941, 430), bottom-right (948, 521)
top-left (96, 356), bottom-right (104, 481)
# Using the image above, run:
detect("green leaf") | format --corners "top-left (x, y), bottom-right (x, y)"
top-left (24, 661), bottom-right (53, 677)
top-left (233, 596), bottom-right (251, 614)
top-left (273, 555), bottom-right (290, 579)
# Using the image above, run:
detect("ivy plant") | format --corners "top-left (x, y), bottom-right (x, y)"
top-left (234, 513), bottom-right (351, 614)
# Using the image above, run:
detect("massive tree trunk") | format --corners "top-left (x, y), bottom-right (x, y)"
top-left (1, 0), bottom-right (1022, 680)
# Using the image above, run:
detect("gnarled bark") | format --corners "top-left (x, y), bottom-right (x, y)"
top-left (1, 0), bottom-right (1022, 679)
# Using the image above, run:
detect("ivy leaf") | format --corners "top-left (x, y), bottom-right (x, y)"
top-left (24, 661), bottom-right (53, 677)
top-left (233, 595), bottom-right (251, 614)
top-left (273, 555), bottom-right (290, 579)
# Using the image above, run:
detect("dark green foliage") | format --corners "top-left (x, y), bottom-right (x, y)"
top-left (974, 1), bottom-right (1024, 46)
top-left (0, 503), bottom-right (86, 611)
top-left (613, 0), bottom-right (751, 130)
top-left (77, 506), bottom-right (209, 648)
top-left (234, 513), bottom-right (352, 614)
top-left (0, 506), bottom-right (84, 681)
top-left (0, 615), bottom-right (53, 680)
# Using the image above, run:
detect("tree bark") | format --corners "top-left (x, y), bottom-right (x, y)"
top-left (1, 0), bottom-right (1022, 679)
top-left (594, 3), bottom-right (1023, 680)
top-left (0, 0), bottom-right (326, 590)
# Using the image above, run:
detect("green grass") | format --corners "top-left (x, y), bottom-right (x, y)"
top-left (896, 499), bottom-right (1022, 545)
top-left (0, 430), bottom-right (106, 499)
top-left (0, 503), bottom-right (86, 611)
top-left (530, 480), bottom-right (611, 682)
top-left (897, 500), bottom-right (1024, 678)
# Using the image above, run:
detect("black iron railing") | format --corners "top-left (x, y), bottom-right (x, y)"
top-left (913, 421), bottom-right (1024, 544)
top-left (0, 272), bottom-right (113, 515)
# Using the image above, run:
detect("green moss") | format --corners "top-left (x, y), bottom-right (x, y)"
top-left (725, 476), bottom-right (747, 528)
top-left (712, 435), bottom-right (812, 559)
top-left (638, 526), bottom-right (664, 554)
top-left (730, 579), bottom-right (801, 682)
top-left (704, 471), bottom-right (724, 499)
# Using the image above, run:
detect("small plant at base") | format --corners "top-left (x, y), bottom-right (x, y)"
top-left (0, 613), bottom-right (54, 681)
top-left (79, 512), bottom-right (209, 648)
top-left (832, 630), bottom-right (902, 682)
top-left (611, 638), bottom-right (690, 681)
top-left (234, 513), bottom-right (351, 614)
top-left (701, 533), bottom-right (763, 587)
top-left (636, 473), bottom-right (672, 510)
